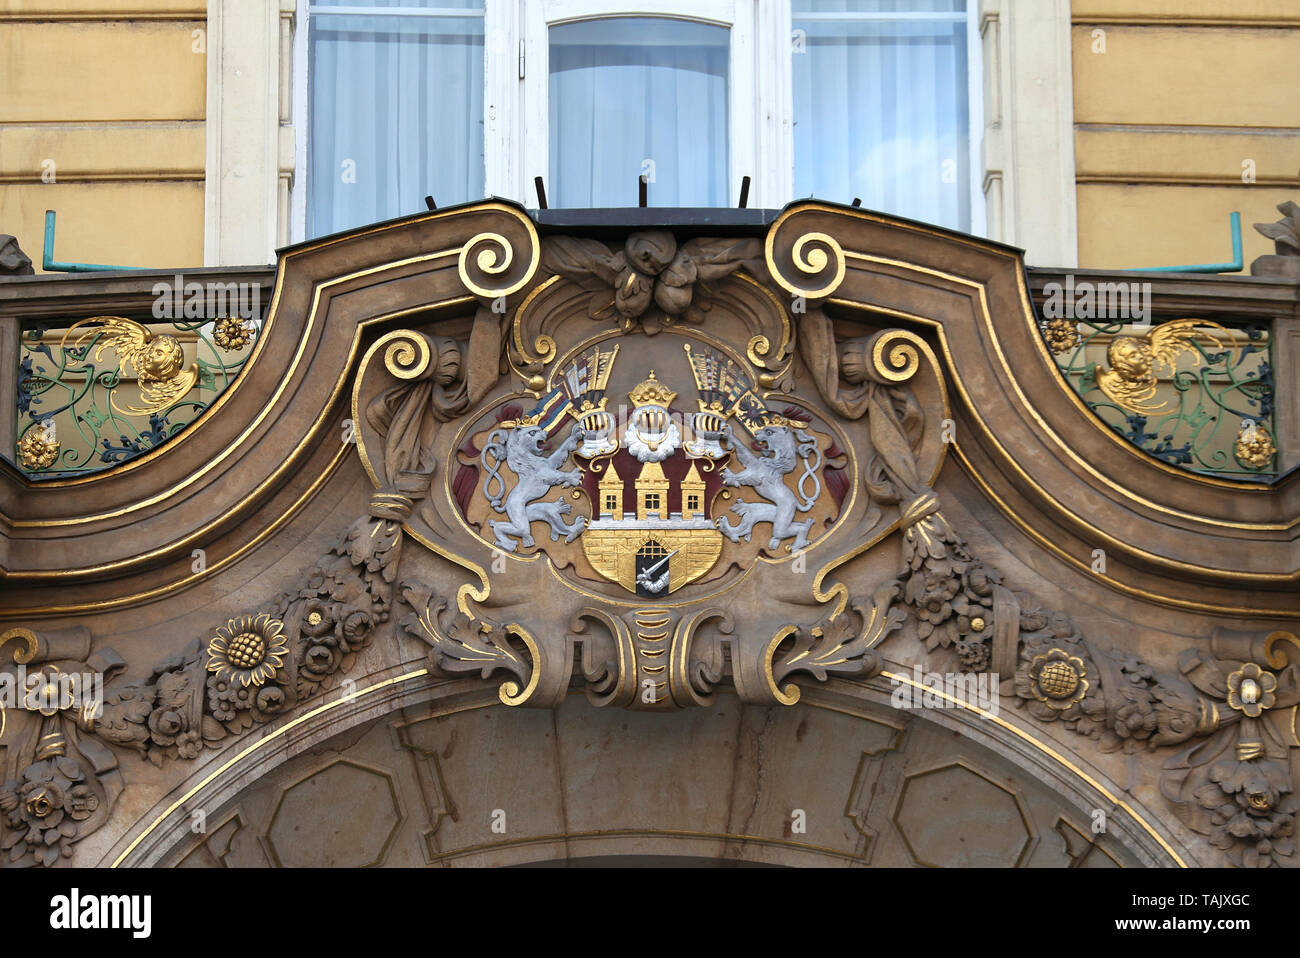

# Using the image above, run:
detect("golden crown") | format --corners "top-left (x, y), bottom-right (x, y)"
top-left (501, 412), bottom-right (543, 428)
top-left (627, 370), bottom-right (677, 409)
top-left (753, 411), bottom-right (808, 429)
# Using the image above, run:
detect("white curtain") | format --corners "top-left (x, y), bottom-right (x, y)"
top-left (308, 0), bottom-right (484, 238)
top-left (548, 17), bottom-right (729, 208)
top-left (793, 0), bottom-right (970, 231)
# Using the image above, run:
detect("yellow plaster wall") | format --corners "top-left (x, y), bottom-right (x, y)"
top-left (0, 4), bottom-right (206, 271)
top-left (1071, 2), bottom-right (1300, 269)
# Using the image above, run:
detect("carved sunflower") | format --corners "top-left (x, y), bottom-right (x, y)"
top-left (955, 637), bottom-right (992, 671)
top-left (206, 613), bottom-right (287, 688)
top-left (1027, 648), bottom-right (1089, 711)
top-left (1226, 662), bottom-right (1276, 718)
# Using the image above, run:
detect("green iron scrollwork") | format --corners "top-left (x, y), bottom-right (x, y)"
top-left (15, 315), bottom-right (256, 477)
top-left (1038, 314), bottom-right (1275, 479)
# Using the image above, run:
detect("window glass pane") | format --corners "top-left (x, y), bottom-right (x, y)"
top-left (549, 17), bottom-right (729, 208)
top-left (308, 2), bottom-right (484, 238)
top-left (793, 0), bottom-right (970, 232)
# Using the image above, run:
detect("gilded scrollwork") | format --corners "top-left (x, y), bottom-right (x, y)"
top-left (570, 608), bottom-right (637, 708)
top-left (766, 581), bottom-right (904, 705)
top-left (399, 580), bottom-right (540, 706)
top-left (765, 209), bottom-right (847, 301)
top-left (797, 314), bottom-right (1000, 672)
top-left (63, 317), bottom-right (199, 416)
top-left (666, 607), bottom-right (730, 709)
top-left (1042, 311), bottom-right (1276, 477)
top-left (512, 233), bottom-right (793, 390)
top-left (455, 210), bottom-right (541, 301)
top-left (783, 303), bottom-right (1300, 865)
top-left (1094, 319), bottom-right (1231, 414)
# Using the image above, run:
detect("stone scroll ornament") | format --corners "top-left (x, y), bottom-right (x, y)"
top-left (1251, 194), bottom-right (1300, 278)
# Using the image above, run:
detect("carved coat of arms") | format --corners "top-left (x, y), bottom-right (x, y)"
top-left (460, 342), bottom-right (841, 598)
top-left (349, 221), bottom-right (950, 712)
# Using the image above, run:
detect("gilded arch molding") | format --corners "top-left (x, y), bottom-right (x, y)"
top-left (1, 200), bottom-right (1296, 870)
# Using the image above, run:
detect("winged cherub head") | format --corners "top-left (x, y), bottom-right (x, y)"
top-left (1105, 336), bottom-right (1153, 383)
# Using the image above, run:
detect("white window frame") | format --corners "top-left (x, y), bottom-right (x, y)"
top-left (966, 1), bottom-right (985, 238)
top-left (290, 0), bottom-right (309, 244)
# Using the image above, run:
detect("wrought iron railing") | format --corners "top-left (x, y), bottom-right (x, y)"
top-left (1038, 314), bottom-right (1275, 479)
top-left (15, 315), bottom-right (256, 477)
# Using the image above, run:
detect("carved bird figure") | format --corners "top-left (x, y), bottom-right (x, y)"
top-left (65, 316), bottom-right (198, 415)
top-left (1095, 319), bottom-right (1227, 413)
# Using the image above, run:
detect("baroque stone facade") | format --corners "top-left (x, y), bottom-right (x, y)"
top-left (0, 201), bottom-right (1296, 867)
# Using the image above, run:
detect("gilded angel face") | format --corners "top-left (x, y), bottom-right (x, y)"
top-left (1106, 337), bottom-right (1153, 382)
top-left (140, 334), bottom-right (185, 380)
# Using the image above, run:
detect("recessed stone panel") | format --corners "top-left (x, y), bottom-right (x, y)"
top-left (264, 760), bottom-right (401, 868)
top-left (894, 762), bottom-right (1032, 867)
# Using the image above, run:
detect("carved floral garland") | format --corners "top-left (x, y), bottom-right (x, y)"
top-left (0, 490), bottom-right (404, 867)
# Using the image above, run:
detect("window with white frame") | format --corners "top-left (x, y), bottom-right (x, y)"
top-left (295, 0), bottom-right (980, 239)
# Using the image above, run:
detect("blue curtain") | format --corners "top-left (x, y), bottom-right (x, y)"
top-left (308, 0), bottom-right (484, 238)
top-left (548, 17), bottom-right (730, 208)
top-left (793, 0), bottom-right (970, 231)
